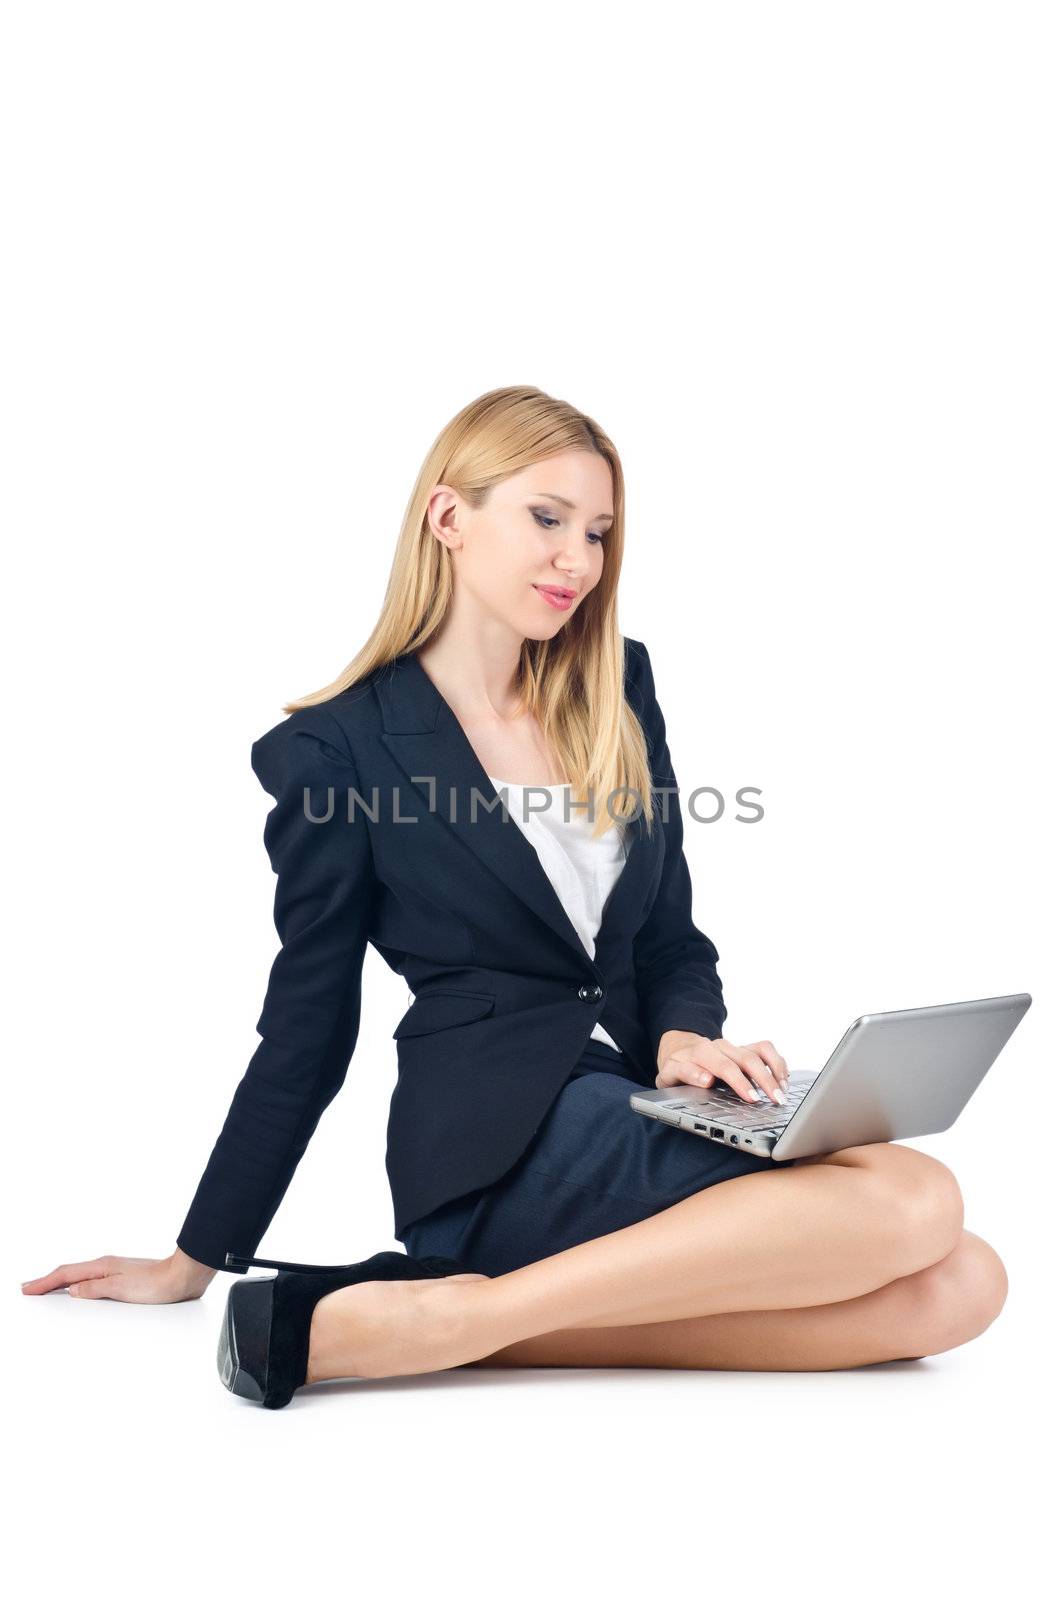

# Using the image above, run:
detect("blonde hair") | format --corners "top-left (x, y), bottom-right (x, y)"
top-left (283, 384), bottom-right (657, 836)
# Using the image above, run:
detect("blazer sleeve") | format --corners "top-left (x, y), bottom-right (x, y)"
top-left (628, 639), bottom-right (727, 1063)
top-left (175, 704), bottom-right (377, 1273)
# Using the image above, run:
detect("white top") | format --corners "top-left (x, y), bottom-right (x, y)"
top-left (486, 775), bottom-right (628, 1055)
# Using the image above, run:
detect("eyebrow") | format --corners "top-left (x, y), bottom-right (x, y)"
top-left (531, 492), bottom-right (614, 525)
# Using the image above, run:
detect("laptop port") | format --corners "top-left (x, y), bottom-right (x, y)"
top-left (709, 1127), bottom-right (725, 1138)
top-left (693, 1122), bottom-right (707, 1131)
top-left (729, 1135), bottom-right (739, 1144)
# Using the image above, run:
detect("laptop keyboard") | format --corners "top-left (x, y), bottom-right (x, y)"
top-left (665, 1078), bottom-right (813, 1130)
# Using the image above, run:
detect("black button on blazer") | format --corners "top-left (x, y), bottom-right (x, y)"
top-left (176, 637), bottom-right (728, 1272)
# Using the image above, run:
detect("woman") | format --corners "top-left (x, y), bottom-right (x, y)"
top-left (23, 385), bottom-right (1007, 1405)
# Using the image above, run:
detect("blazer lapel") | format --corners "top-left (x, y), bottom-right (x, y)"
top-left (375, 650), bottom-right (655, 966)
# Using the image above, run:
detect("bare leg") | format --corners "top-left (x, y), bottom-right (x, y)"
top-left (466, 1228), bottom-right (1008, 1372)
top-left (307, 1141), bottom-right (967, 1382)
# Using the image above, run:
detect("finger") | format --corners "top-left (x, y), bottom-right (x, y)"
top-left (660, 1044), bottom-right (762, 1106)
top-left (718, 1042), bottom-right (776, 1083)
top-left (21, 1260), bottom-right (113, 1295)
top-left (657, 1041), bottom-right (716, 1089)
top-left (699, 1044), bottom-right (763, 1103)
top-left (658, 1059), bottom-right (715, 1090)
top-left (718, 1043), bottom-right (787, 1104)
top-left (739, 1043), bottom-right (787, 1107)
top-left (67, 1276), bottom-right (117, 1299)
top-left (713, 1063), bottom-right (763, 1103)
top-left (712, 1042), bottom-right (774, 1102)
top-left (754, 1040), bottom-right (790, 1085)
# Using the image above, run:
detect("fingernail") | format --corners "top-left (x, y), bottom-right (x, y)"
top-left (68, 1285), bottom-right (78, 1296)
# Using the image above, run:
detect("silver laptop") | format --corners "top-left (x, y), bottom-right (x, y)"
top-left (629, 993), bottom-right (1032, 1161)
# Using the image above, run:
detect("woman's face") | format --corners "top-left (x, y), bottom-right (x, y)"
top-left (429, 449), bottom-right (613, 641)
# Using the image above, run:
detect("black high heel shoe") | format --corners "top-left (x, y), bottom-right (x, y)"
top-left (217, 1248), bottom-right (468, 1409)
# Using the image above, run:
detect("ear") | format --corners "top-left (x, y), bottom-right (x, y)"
top-left (425, 484), bottom-right (464, 547)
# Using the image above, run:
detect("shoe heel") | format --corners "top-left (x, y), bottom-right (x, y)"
top-left (225, 1250), bottom-right (347, 1274)
top-left (217, 1277), bottom-right (275, 1402)
top-left (225, 1250), bottom-right (468, 1275)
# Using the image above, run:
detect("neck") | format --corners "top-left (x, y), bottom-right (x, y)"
top-left (414, 622), bottom-right (527, 724)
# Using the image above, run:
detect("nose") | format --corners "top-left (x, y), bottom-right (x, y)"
top-left (554, 544), bottom-right (592, 581)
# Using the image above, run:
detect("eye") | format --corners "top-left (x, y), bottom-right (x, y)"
top-left (531, 508), bottom-right (606, 546)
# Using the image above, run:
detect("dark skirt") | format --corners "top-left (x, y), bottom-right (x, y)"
top-left (397, 1035), bottom-right (797, 1276)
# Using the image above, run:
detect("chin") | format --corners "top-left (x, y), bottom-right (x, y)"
top-left (522, 616), bottom-right (568, 642)
top-left (518, 589), bottom-right (576, 641)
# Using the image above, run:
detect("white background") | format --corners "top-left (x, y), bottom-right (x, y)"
top-left (6, 2), bottom-right (1055, 1595)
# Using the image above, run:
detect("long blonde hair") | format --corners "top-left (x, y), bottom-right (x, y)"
top-left (283, 384), bottom-right (657, 836)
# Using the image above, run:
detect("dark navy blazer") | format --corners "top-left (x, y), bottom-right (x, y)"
top-left (175, 637), bottom-right (728, 1271)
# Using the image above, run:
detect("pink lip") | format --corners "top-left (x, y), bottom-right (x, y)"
top-left (533, 584), bottom-right (576, 611)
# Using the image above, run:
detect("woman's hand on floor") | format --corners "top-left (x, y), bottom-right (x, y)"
top-left (656, 1031), bottom-right (790, 1106)
top-left (20, 1247), bottom-right (217, 1304)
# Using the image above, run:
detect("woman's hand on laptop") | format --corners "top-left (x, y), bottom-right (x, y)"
top-left (656, 1031), bottom-right (790, 1106)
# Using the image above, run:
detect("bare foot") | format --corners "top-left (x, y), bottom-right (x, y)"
top-left (305, 1272), bottom-right (491, 1384)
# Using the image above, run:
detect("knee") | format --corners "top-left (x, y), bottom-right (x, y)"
top-left (851, 1143), bottom-right (966, 1274)
top-left (901, 1230), bottom-right (1009, 1357)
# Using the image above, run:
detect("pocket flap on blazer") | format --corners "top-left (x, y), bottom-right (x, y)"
top-left (392, 990), bottom-right (496, 1039)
